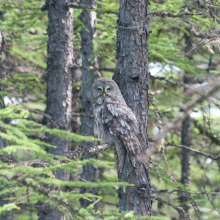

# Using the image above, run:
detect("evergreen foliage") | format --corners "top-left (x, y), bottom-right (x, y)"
top-left (0, 0), bottom-right (220, 219)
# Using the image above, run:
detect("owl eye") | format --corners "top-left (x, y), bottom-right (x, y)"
top-left (106, 88), bottom-right (110, 93)
top-left (98, 88), bottom-right (102, 93)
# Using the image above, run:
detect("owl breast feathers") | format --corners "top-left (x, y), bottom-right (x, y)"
top-left (101, 103), bottom-right (149, 165)
top-left (91, 77), bottom-right (149, 177)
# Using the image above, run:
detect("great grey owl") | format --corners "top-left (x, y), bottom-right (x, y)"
top-left (91, 77), bottom-right (149, 179)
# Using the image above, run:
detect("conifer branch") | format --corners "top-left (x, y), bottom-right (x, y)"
top-left (0, 143), bottom-right (114, 167)
top-left (0, 173), bottom-right (76, 213)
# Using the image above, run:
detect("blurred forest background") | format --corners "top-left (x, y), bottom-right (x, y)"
top-left (0, 0), bottom-right (220, 219)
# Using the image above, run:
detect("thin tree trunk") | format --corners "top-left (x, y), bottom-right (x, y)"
top-left (79, 0), bottom-right (99, 209)
top-left (38, 0), bottom-right (74, 219)
top-left (0, 31), bottom-right (13, 220)
top-left (113, 0), bottom-right (152, 216)
top-left (71, 47), bottom-right (81, 134)
top-left (180, 30), bottom-right (193, 215)
top-left (0, 31), bottom-right (8, 148)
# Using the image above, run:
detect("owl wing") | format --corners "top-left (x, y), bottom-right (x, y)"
top-left (101, 103), bottom-right (149, 165)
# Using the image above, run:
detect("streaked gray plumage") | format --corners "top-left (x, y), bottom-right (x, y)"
top-left (91, 77), bottom-right (148, 179)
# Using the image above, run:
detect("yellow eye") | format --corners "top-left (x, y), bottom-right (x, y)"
top-left (98, 88), bottom-right (102, 93)
top-left (106, 88), bottom-right (110, 93)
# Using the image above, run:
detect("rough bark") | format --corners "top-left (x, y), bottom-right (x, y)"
top-left (113, 0), bottom-right (152, 216)
top-left (79, 0), bottom-right (99, 209)
top-left (180, 30), bottom-right (193, 215)
top-left (38, 1), bottom-right (73, 219)
top-left (71, 48), bottom-right (81, 134)
top-left (0, 31), bottom-right (13, 220)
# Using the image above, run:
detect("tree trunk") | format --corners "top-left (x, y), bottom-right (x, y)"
top-left (79, 0), bottom-right (99, 209)
top-left (38, 0), bottom-right (74, 219)
top-left (113, 0), bottom-right (152, 216)
top-left (180, 30), bottom-right (193, 215)
top-left (181, 115), bottom-right (191, 187)
top-left (71, 48), bottom-right (81, 134)
top-left (0, 31), bottom-right (13, 220)
top-left (0, 31), bottom-right (8, 149)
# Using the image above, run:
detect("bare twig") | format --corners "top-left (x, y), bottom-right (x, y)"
top-left (155, 189), bottom-right (220, 195)
top-left (70, 64), bottom-right (115, 72)
top-left (202, 175), bottom-right (220, 215)
top-left (151, 196), bottom-right (193, 220)
top-left (23, 107), bottom-right (59, 128)
top-left (67, 142), bottom-right (114, 160)
top-left (193, 118), bottom-right (220, 146)
top-left (150, 11), bottom-right (202, 17)
top-left (167, 142), bottom-right (220, 160)
top-left (72, 112), bottom-right (94, 118)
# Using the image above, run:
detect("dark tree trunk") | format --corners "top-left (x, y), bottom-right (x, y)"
top-left (0, 31), bottom-right (13, 220)
top-left (79, 0), bottom-right (99, 209)
top-left (181, 115), bottom-right (191, 186)
top-left (71, 48), bottom-right (81, 134)
top-left (113, 0), bottom-right (152, 216)
top-left (180, 30), bottom-right (193, 215)
top-left (38, 0), bottom-right (74, 219)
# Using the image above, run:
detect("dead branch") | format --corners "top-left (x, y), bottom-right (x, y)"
top-left (41, 2), bottom-right (205, 20)
top-left (195, 0), bottom-right (220, 23)
top-left (150, 11), bottom-right (202, 17)
top-left (202, 175), bottom-right (220, 215)
top-left (70, 64), bottom-right (115, 72)
top-left (155, 189), bottom-right (220, 195)
top-left (151, 196), bottom-right (193, 220)
top-left (72, 112), bottom-right (94, 118)
top-left (193, 118), bottom-right (220, 146)
top-left (67, 142), bottom-right (114, 160)
top-left (167, 142), bottom-right (220, 160)
top-left (180, 81), bottom-right (220, 113)
top-left (23, 107), bottom-right (59, 128)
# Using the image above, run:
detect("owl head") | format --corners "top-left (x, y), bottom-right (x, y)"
top-left (91, 77), bottom-right (126, 105)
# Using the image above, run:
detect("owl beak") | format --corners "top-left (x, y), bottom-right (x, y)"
top-left (102, 92), bottom-right (106, 98)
